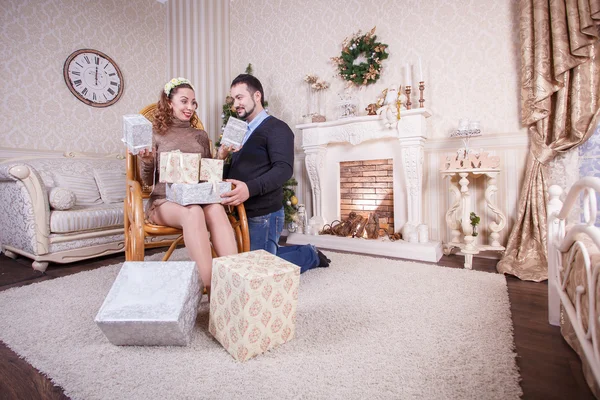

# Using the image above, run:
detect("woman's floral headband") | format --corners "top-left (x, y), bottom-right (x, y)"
top-left (164, 77), bottom-right (194, 96)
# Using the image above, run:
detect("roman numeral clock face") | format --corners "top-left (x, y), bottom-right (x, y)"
top-left (63, 49), bottom-right (124, 107)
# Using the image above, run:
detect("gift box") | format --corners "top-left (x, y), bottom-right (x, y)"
top-left (208, 250), bottom-right (300, 362)
top-left (166, 181), bottom-right (232, 205)
top-left (95, 261), bottom-right (202, 346)
top-left (122, 114), bottom-right (152, 155)
top-left (199, 158), bottom-right (224, 182)
top-left (221, 117), bottom-right (247, 147)
top-left (159, 150), bottom-right (201, 183)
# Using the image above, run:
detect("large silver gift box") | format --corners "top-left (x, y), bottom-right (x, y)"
top-left (95, 261), bottom-right (202, 346)
top-left (122, 114), bottom-right (152, 155)
top-left (166, 181), bottom-right (232, 205)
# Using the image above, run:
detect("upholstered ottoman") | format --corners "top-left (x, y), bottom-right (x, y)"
top-left (95, 261), bottom-right (202, 346)
top-left (209, 250), bottom-right (300, 361)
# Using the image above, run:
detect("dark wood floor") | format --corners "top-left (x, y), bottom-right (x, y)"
top-left (0, 249), bottom-right (595, 400)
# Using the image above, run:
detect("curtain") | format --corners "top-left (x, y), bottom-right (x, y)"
top-left (496, 0), bottom-right (600, 282)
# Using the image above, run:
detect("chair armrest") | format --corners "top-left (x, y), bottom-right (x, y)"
top-left (0, 163), bottom-right (50, 255)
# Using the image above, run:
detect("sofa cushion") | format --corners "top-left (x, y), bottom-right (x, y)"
top-left (94, 169), bottom-right (126, 204)
top-left (54, 173), bottom-right (103, 206)
top-left (48, 187), bottom-right (76, 210)
top-left (50, 203), bottom-right (123, 233)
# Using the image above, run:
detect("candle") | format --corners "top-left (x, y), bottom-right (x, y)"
top-left (404, 63), bottom-right (412, 87)
top-left (418, 57), bottom-right (423, 82)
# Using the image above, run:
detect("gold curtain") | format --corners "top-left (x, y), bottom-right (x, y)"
top-left (496, 0), bottom-right (600, 281)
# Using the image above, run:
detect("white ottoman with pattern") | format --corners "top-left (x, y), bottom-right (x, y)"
top-left (95, 261), bottom-right (202, 346)
top-left (209, 250), bottom-right (300, 361)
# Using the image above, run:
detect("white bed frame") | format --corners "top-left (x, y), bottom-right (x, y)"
top-left (547, 176), bottom-right (600, 385)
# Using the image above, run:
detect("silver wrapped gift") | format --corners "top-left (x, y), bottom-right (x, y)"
top-left (166, 181), bottom-right (232, 205)
top-left (221, 117), bottom-right (248, 147)
top-left (95, 261), bottom-right (202, 346)
top-left (122, 114), bottom-right (152, 155)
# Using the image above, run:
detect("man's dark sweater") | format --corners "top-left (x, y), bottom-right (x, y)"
top-left (224, 116), bottom-right (294, 218)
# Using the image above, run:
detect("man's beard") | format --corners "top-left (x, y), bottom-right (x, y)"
top-left (236, 99), bottom-right (256, 120)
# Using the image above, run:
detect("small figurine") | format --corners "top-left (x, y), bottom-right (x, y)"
top-left (378, 85), bottom-right (400, 129)
top-left (365, 103), bottom-right (379, 115)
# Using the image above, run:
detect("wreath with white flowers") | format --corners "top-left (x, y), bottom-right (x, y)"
top-left (331, 27), bottom-right (389, 86)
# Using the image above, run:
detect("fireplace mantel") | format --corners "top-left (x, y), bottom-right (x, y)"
top-left (297, 109), bottom-right (431, 146)
top-left (289, 109), bottom-right (443, 263)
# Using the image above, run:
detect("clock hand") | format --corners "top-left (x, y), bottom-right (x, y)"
top-left (95, 66), bottom-right (98, 86)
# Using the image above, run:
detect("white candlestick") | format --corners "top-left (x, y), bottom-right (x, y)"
top-left (404, 63), bottom-right (412, 87)
top-left (418, 57), bottom-right (423, 82)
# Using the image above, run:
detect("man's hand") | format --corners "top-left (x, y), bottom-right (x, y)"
top-left (216, 144), bottom-right (239, 160)
top-left (221, 179), bottom-right (249, 206)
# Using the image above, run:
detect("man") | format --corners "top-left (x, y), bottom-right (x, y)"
top-left (220, 74), bottom-right (329, 272)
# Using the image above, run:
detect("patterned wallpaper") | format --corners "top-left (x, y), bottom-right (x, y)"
top-left (0, 0), bottom-right (166, 155)
top-left (229, 0), bottom-right (524, 142)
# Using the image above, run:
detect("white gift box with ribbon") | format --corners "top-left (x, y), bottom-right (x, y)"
top-left (122, 114), bottom-right (152, 155)
top-left (199, 158), bottom-right (224, 193)
top-left (166, 181), bottom-right (232, 205)
top-left (159, 150), bottom-right (201, 184)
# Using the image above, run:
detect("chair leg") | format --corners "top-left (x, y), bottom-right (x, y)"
top-left (162, 235), bottom-right (185, 261)
top-left (128, 223), bottom-right (145, 261)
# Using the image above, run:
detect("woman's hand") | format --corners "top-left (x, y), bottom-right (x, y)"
top-left (137, 148), bottom-right (154, 161)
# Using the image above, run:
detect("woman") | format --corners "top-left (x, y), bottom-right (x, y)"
top-left (138, 78), bottom-right (237, 295)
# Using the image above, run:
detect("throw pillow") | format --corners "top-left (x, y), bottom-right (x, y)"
top-left (93, 169), bottom-right (126, 204)
top-left (48, 187), bottom-right (77, 210)
top-left (54, 173), bottom-right (103, 206)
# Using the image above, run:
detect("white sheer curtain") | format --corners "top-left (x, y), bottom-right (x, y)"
top-left (166, 0), bottom-right (231, 144)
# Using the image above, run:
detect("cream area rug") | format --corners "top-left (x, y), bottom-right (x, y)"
top-left (0, 249), bottom-right (522, 400)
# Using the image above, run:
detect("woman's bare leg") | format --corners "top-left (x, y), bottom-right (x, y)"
top-left (202, 204), bottom-right (238, 257)
top-left (152, 202), bottom-right (213, 290)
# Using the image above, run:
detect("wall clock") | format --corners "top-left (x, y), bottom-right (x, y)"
top-left (63, 49), bottom-right (124, 107)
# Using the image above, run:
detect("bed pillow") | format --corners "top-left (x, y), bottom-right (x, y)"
top-left (93, 169), bottom-right (126, 204)
top-left (54, 173), bottom-right (102, 206)
top-left (48, 187), bottom-right (77, 210)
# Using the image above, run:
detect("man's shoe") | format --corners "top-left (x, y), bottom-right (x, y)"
top-left (317, 249), bottom-right (330, 268)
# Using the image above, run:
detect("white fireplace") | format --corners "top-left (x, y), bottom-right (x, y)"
top-left (287, 109), bottom-right (443, 263)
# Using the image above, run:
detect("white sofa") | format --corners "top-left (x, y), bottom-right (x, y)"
top-left (0, 154), bottom-right (128, 272)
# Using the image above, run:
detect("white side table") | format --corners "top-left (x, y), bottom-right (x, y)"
top-left (441, 167), bottom-right (506, 268)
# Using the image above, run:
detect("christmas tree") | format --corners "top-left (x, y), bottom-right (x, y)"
top-left (283, 178), bottom-right (299, 223)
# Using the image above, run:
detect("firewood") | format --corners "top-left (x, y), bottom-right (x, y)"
top-left (335, 212), bottom-right (359, 236)
top-left (350, 214), bottom-right (366, 237)
top-left (365, 213), bottom-right (380, 239)
top-left (354, 215), bottom-right (367, 238)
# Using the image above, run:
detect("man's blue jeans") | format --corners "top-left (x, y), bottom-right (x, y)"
top-left (247, 208), bottom-right (285, 254)
top-left (247, 207), bottom-right (319, 273)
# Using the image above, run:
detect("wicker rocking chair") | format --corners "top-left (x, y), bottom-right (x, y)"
top-left (124, 104), bottom-right (250, 262)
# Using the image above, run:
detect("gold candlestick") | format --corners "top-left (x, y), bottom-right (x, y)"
top-left (419, 81), bottom-right (425, 108)
top-left (405, 86), bottom-right (412, 110)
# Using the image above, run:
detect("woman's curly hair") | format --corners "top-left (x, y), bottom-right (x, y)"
top-left (153, 83), bottom-right (200, 135)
